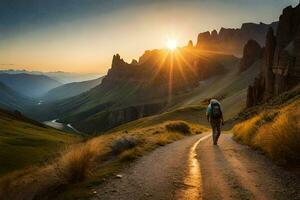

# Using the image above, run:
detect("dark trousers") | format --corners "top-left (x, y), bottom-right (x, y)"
top-left (210, 118), bottom-right (221, 144)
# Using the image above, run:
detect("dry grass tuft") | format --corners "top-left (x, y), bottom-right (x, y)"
top-left (118, 147), bottom-right (144, 161)
top-left (153, 132), bottom-right (183, 146)
top-left (165, 121), bottom-right (191, 135)
top-left (57, 142), bottom-right (98, 183)
top-left (111, 136), bottom-right (142, 155)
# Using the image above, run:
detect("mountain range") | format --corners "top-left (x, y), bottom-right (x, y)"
top-left (0, 73), bottom-right (62, 98)
top-left (0, 82), bottom-right (33, 111)
top-left (197, 22), bottom-right (278, 56)
top-left (0, 73), bottom-right (104, 112)
top-left (0, 70), bottom-right (102, 84)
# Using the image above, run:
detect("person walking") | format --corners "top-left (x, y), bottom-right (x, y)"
top-left (206, 99), bottom-right (224, 145)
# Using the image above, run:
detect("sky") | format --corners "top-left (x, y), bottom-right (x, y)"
top-left (0, 0), bottom-right (298, 74)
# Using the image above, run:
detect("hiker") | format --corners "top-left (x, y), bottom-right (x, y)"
top-left (206, 99), bottom-right (224, 145)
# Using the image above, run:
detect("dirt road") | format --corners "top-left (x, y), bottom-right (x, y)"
top-left (92, 133), bottom-right (300, 200)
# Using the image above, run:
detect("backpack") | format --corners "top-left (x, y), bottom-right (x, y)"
top-left (211, 102), bottom-right (222, 119)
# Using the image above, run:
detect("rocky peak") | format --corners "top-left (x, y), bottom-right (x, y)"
top-left (239, 40), bottom-right (262, 72)
top-left (102, 47), bottom-right (226, 94)
top-left (187, 40), bottom-right (193, 48)
top-left (265, 28), bottom-right (276, 69)
top-left (218, 28), bottom-right (237, 39)
top-left (196, 22), bottom-right (278, 55)
top-left (197, 31), bottom-right (211, 45)
top-left (112, 54), bottom-right (127, 68)
top-left (131, 59), bottom-right (138, 65)
top-left (211, 30), bottom-right (218, 39)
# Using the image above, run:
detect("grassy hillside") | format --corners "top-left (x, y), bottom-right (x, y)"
top-left (233, 86), bottom-right (300, 165)
top-left (0, 109), bottom-right (80, 175)
top-left (166, 58), bottom-right (261, 121)
top-left (29, 82), bottom-right (137, 121)
top-left (42, 77), bottom-right (103, 102)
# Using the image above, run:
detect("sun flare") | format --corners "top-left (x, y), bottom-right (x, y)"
top-left (166, 38), bottom-right (178, 50)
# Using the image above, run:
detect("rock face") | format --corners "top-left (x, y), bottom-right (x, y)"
top-left (197, 22), bottom-right (278, 56)
top-left (102, 48), bottom-right (225, 98)
top-left (187, 40), bottom-right (193, 48)
top-left (247, 4), bottom-right (300, 107)
top-left (107, 102), bottom-right (166, 129)
top-left (239, 40), bottom-right (263, 72)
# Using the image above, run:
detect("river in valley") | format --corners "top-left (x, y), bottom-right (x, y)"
top-left (43, 119), bottom-right (82, 134)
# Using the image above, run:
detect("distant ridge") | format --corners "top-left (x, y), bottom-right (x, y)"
top-left (0, 82), bottom-right (33, 111)
top-left (0, 73), bottom-right (62, 98)
top-left (196, 21), bottom-right (278, 56)
top-left (42, 77), bottom-right (103, 102)
top-left (0, 69), bottom-right (102, 83)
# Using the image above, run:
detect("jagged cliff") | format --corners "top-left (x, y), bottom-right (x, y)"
top-left (239, 40), bottom-right (263, 72)
top-left (247, 3), bottom-right (300, 107)
top-left (196, 22), bottom-right (278, 56)
top-left (102, 48), bottom-right (225, 98)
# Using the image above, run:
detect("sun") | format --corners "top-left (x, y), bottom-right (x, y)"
top-left (166, 38), bottom-right (178, 50)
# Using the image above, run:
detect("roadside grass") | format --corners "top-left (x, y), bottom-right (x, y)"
top-left (0, 120), bottom-right (207, 200)
top-left (233, 99), bottom-right (300, 165)
top-left (165, 121), bottom-right (191, 134)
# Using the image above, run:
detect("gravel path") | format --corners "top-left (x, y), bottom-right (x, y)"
top-left (92, 133), bottom-right (300, 200)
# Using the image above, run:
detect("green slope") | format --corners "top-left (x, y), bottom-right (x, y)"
top-left (169, 59), bottom-right (261, 120)
top-left (0, 109), bottom-right (80, 175)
